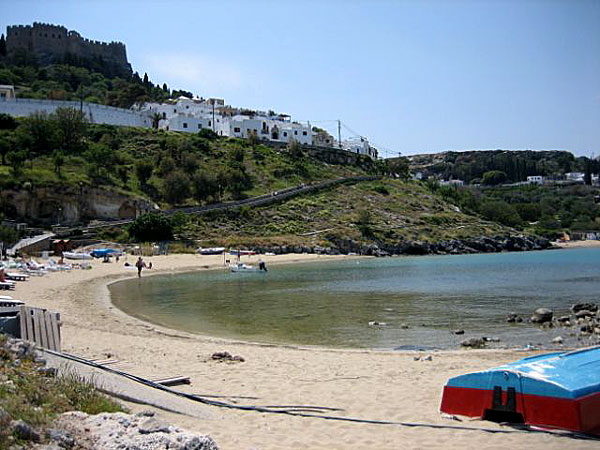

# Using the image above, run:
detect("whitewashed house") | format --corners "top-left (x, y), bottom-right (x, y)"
top-left (341, 137), bottom-right (378, 159)
top-left (527, 175), bottom-right (545, 185)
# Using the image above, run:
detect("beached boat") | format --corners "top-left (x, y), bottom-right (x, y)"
top-left (90, 248), bottom-right (122, 258)
top-left (440, 346), bottom-right (600, 435)
top-left (229, 249), bottom-right (256, 256)
top-left (197, 247), bottom-right (226, 255)
top-left (63, 251), bottom-right (92, 260)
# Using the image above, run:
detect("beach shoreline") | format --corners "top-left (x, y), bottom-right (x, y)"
top-left (10, 252), bottom-right (596, 449)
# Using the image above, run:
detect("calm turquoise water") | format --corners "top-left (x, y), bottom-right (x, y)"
top-left (110, 248), bottom-right (600, 349)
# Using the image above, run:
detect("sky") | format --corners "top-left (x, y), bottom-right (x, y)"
top-left (1, 0), bottom-right (599, 158)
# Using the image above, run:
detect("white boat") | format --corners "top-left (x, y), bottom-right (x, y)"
top-left (63, 252), bottom-right (93, 260)
top-left (229, 261), bottom-right (268, 273)
top-left (0, 298), bottom-right (24, 307)
top-left (197, 247), bottom-right (226, 255)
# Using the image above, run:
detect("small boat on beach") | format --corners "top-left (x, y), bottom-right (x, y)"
top-left (197, 247), bottom-right (226, 255)
top-left (440, 346), bottom-right (600, 435)
top-left (229, 249), bottom-right (256, 256)
top-left (63, 251), bottom-right (92, 260)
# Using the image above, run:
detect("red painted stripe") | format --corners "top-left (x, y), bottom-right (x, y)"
top-left (440, 386), bottom-right (600, 435)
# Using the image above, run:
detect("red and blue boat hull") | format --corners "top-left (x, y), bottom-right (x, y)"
top-left (440, 347), bottom-right (600, 435)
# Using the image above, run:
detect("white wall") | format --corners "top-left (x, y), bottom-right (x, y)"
top-left (0, 98), bottom-right (151, 128)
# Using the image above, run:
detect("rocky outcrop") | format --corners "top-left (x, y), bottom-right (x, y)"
top-left (251, 235), bottom-right (552, 257)
top-left (0, 186), bottom-right (157, 225)
top-left (53, 411), bottom-right (219, 450)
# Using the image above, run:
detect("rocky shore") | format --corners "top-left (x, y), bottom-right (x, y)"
top-left (252, 235), bottom-right (552, 257)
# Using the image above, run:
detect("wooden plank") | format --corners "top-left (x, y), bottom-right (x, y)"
top-left (49, 312), bottom-right (61, 352)
top-left (39, 310), bottom-right (51, 350)
top-left (19, 306), bottom-right (27, 340)
top-left (32, 309), bottom-right (44, 348)
top-left (91, 359), bottom-right (121, 365)
top-left (24, 307), bottom-right (34, 343)
top-left (151, 376), bottom-right (191, 386)
top-left (42, 312), bottom-right (55, 351)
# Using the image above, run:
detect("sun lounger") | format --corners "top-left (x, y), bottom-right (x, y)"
top-left (0, 282), bottom-right (16, 290)
top-left (6, 272), bottom-right (29, 281)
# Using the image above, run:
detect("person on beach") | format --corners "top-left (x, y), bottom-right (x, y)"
top-left (135, 257), bottom-right (146, 277)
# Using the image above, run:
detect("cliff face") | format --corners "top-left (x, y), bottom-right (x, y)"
top-left (0, 186), bottom-right (156, 225)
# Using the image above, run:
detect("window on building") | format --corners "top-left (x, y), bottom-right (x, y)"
top-left (294, 130), bottom-right (298, 135)
top-left (303, 131), bottom-right (307, 136)
top-left (174, 109), bottom-right (177, 113)
top-left (208, 120), bottom-right (211, 126)
top-left (283, 132), bottom-right (288, 137)
top-left (58, 35), bottom-right (61, 39)
top-left (198, 124), bottom-right (202, 129)
top-left (52, 34), bottom-right (55, 38)
top-left (186, 105), bottom-right (189, 109)
top-left (162, 112), bottom-right (166, 119)
top-left (183, 123), bottom-right (188, 128)
top-left (234, 127), bottom-right (241, 133)
top-left (44, 33), bottom-right (47, 37)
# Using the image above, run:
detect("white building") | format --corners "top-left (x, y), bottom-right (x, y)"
top-left (527, 175), bottom-right (545, 185)
top-left (565, 172), bottom-right (585, 182)
top-left (341, 137), bottom-right (378, 159)
top-left (440, 179), bottom-right (464, 186)
top-left (0, 85), bottom-right (16, 100)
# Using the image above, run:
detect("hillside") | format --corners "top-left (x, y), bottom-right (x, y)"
top-left (406, 150), bottom-right (598, 184)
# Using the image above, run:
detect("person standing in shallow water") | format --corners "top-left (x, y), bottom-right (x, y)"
top-left (136, 257), bottom-right (145, 277)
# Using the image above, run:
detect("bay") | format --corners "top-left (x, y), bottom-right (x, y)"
top-left (109, 247), bottom-right (600, 349)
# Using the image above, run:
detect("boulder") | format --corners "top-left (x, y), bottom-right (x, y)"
top-left (575, 310), bottom-right (594, 319)
top-left (460, 338), bottom-right (486, 348)
top-left (138, 417), bottom-right (171, 434)
top-left (11, 420), bottom-right (40, 442)
top-left (531, 308), bottom-right (553, 324)
top-left (505, 313), bottom-right (523, 323)
top-left (453, 329), bottom-right (465, 335)
top-left (572, 303), bottom-right (598, 313)
top-left (552, 336), bottom-right (563, 344)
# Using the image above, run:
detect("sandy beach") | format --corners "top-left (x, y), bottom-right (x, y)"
top-left (555, 240), bottom-right (600, 249)
top-left (9, 252), bottom-right (597, 449)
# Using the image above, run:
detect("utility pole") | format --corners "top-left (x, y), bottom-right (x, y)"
top-left (212, 102), bottom-right (215, 132)
top-left (338, 120), bottom-right (342, 148)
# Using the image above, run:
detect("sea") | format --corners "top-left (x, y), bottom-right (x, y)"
top-left (109, 247), bottom-right (600, 350)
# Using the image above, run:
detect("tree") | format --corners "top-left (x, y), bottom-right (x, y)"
top-left (53, 107), bottom-right (88, 153)
top-left (20, 112), bottom-right (56, 155)
top-left (482, 170), bottom-right (508, 186)
top-left (85, 143), bottom-right (114, 181)
top-left (287, 139), bottom-right (303, 159)
top-left (224, 168), bottom-right (252, 199)
top-left (479, 201), bottom-right (523, 228)
top-left (0, 113), bottom-right (17, 130)
top-left (181, 152), bottom-right (199, 175)
top-left (7, 149), bottom-right (28, 177)
top-left (128, 212), bottom-right (173, 242)
top-left (0, 133), bottom-right (13, 165)
top-left (143, 72), bottom-right (149, 86)
top-left (162, 83), bottom-right (168, 92)
top-left (163, 170), bottom-right (191, 204)
top-left (387, 157), bottom-right (410, 179)
top-left (0, 34), bottom-right (6, 57)
top-left (192, 170), bottom-right (219, 204)
top-left (356, 210), bottom-right (374, 237)
top-left (52, 149), bottom-right (65, 176)
top-left (151, 112), bottom-right (162, 129)
top-left (0, 224), bottom-right (18, 249)
top-left (135, 160), bottom-right (153, 186)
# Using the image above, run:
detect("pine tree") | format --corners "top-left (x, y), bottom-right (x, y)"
top-left (162, 82), bottom-right (168, 92)
top-left (143, 72), bottom-right (149, 86)
top-left (0, 34), bottom-right (6, 57)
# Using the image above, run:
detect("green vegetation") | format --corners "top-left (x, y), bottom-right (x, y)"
top-left (0, 62), bottom-right (174, 108)
top-left (171, 179), bottom-right (510, 247)
top-left (429, 183), bottom-right (600, 239)
top-left (407, 150), bottom-right (599, 184)
top-left (0, 115), bottom-right (372, 209)
top-left (0, 335), bottom-right (123, 447)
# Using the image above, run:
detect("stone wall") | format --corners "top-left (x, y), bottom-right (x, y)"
top-left (5, 23), bottom-right (132, 77)
top-left (0, 98), bottom-right (151, 128)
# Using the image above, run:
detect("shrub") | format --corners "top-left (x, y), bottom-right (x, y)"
top-left (163, 170), bottom-right (191, 204)
top-left (128, 212), bottom-right (174, 242)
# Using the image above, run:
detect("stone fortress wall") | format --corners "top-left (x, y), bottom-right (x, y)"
top-left (5, 22), bottom-right (131, 76)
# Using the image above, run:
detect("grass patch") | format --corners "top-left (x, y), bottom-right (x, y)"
top-left (0, 335), bottom-right (123, 447)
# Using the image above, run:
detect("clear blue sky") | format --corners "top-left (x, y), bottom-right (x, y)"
top-left (1, 0), bottom-right (599, 157)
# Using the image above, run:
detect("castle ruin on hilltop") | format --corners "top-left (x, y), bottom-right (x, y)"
top-left (5, 22), bottom-right (132, 77)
